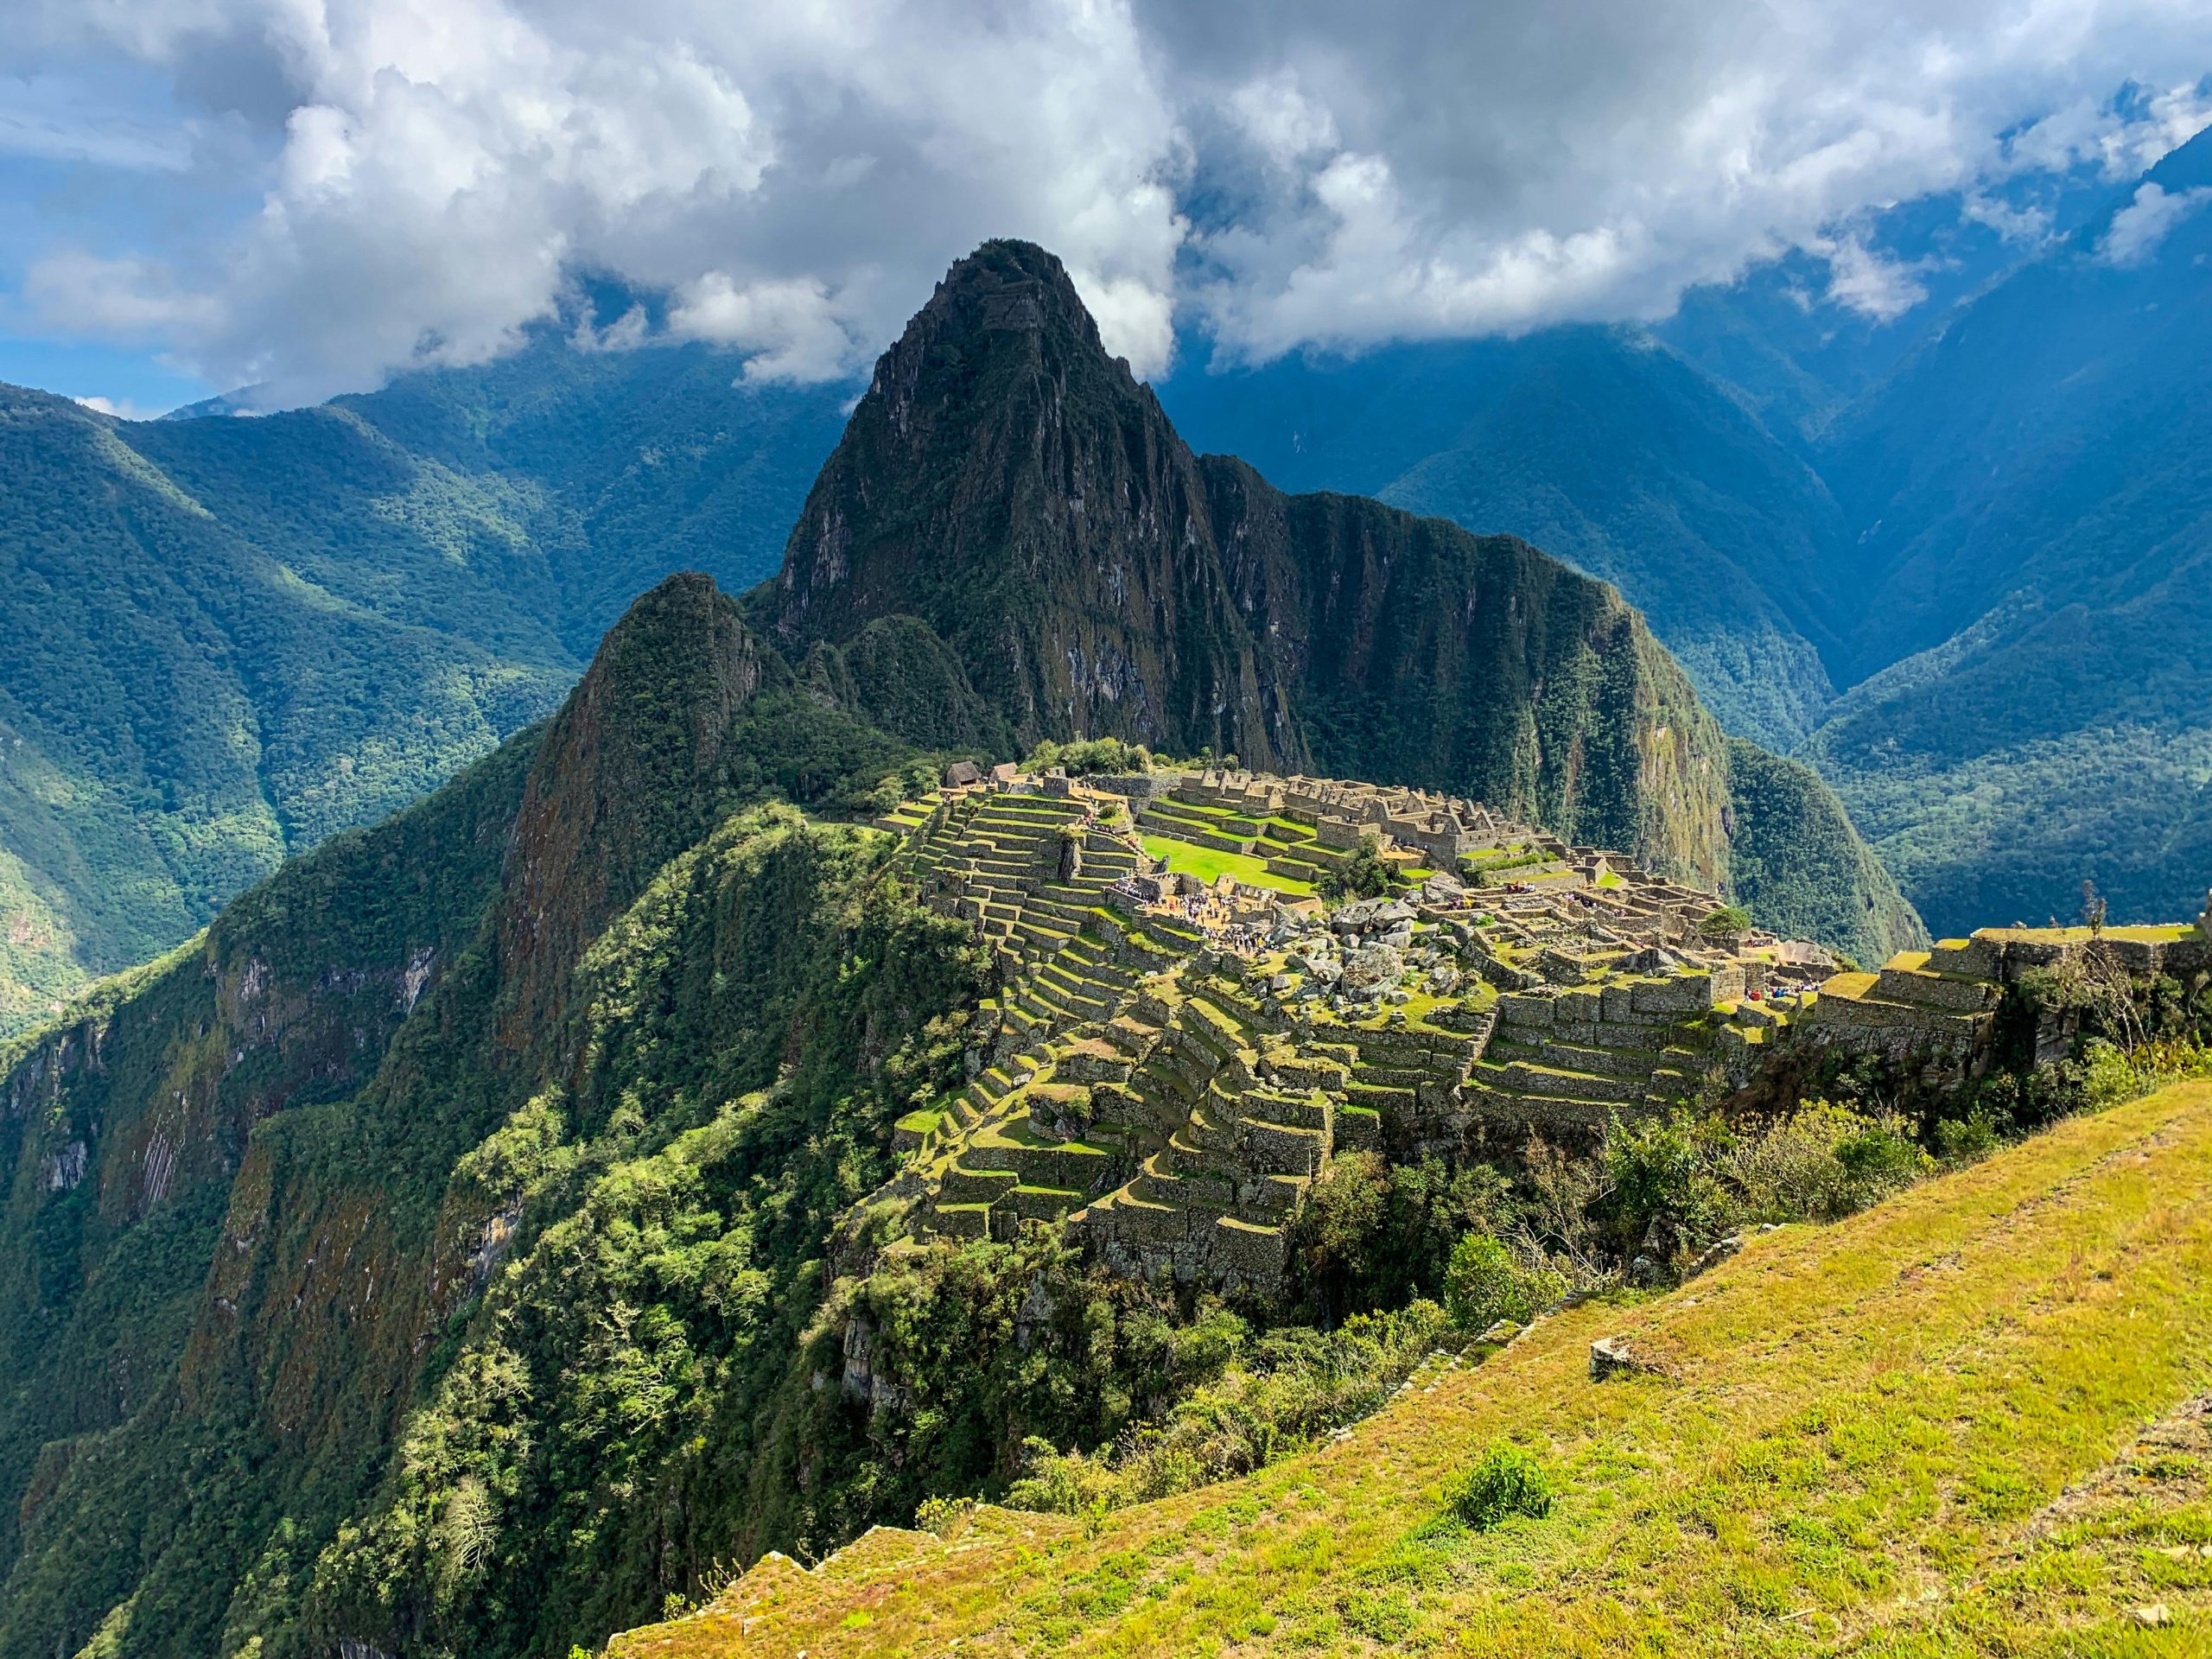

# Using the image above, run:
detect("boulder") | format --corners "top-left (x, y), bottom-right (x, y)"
top-left (1589, 1335), bottom-right (1672, 1382)
top-left (1344, 943), bottom-right (1404, 993)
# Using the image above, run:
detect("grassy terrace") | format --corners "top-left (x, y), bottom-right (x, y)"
top-left (1980, 924), bottom-right (2200, 945)
top-left (614, 1077), bottom-right (2212, 1658)
top-left (1141, 835), bottom-right (1315, 896)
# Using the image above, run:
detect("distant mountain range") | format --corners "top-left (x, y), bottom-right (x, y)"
top-left (1167, 124), bottom-right (2212, 938)
top-left (0, 354), bottom-right (845, 1029)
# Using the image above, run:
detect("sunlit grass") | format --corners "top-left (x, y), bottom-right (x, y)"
top-left (613, 1079), bottom-right (2212, 1657)
top-left (1140, 836), bottom-right (1315, 896)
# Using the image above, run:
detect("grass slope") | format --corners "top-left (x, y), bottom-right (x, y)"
top-left (613, 1077), bottom-right (2212, 1656)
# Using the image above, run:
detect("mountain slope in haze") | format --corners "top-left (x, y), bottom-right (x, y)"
top-left (0, 349), bottom-right (844, 1033)
top-left (760, 238), bottom-right (1915, 952)
top-left (326, 335), bottom-right (848, 654)
top-left (0, 385), bottom-right (572, 1033)
top-left (1160, 329), bottom-right (1849, 749)
top-left (1802, 125), bottom-right (2212, 936)
top-left (1157, 125), bottom-right (2212, 938)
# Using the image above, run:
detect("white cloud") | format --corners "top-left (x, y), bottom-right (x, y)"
top-left (1229, 71), bottom-right (1339, 167)
top-left (2101, 179), bottom-right (2212, 264)
top-left (11, 0), bottom-right (1189, 401)
top-left (1961, 189), bottom-right (2054, 243)
top-left (1165, 4), bottom-right (2212, 354)
top-left (5, 0), bottom-right (2210, 398)
top-left (670, 273), bottom-right (854, 383)
top-left (72, 393), bottom-right (165, 420)
top-left (1815, 234), bottom-right (1932, 321)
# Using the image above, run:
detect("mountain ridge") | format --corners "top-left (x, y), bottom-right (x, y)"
top-left (0, 353), bottom-right (846, 1033)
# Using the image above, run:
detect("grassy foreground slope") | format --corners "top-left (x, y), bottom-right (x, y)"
top-left (614, 1078), bottom-right (2212, 1657)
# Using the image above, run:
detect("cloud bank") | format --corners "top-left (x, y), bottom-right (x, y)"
top-left (4, 0), bottom-right (2209, 405)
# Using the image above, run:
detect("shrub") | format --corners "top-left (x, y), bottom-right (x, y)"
top-left (1021, 736), bottom-right (1153, 776)
top-left (1442, 1233), bottom-right (1566, 1332)
top-left (1446, 1442), bottom-right (1554, 1529)
top-left (1603, 1110), bottom-right (1731, 1253)
top-left (1931, 1106), bottom-right (2002, 1164)
top-left (913, 1495), bottom-right (976, 1538)
top-left (1725, 1102), bottom-right (1929, 1224)
top-left (2081, 1039), bottom-right (2142, 1109)
top-left (1834, 1117), bottom-right (1927, 1188)
top-left (1005, 1302), bottom-right (1444, 1517)
top-left (1292, 1153), bottom-right (1509, 1322)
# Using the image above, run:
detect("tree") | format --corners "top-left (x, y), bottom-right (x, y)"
top-left (1696, 905), bottom-right (1752, 941)
top-left (1321, 836), bottom-right (1395, 900)
top-left (2080, 879), bottom-right (2107, 940)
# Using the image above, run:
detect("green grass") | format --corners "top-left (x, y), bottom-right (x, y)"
top-left (1141, 836), bottom-right (1314, 896)
top-left (613, 1077), bottom-right (2212, 1657)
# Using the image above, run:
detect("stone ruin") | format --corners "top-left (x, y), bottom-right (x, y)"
top-left (868, 766), bottom-right (2211, 1300)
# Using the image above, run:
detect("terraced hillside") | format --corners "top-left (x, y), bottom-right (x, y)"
top-left (854, 765), bottom-right (2032, 1303)
top-left (611, 1074), bottom-right (2212, 1657)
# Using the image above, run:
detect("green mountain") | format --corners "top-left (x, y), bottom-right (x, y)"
top-left (1160, 131), bottom-right (2212, 942)
top-left (0, 575), bottom-right (972, 1659)
top-left (0, 241), bottom-right (1918, 1043)
top-left (1160, 328), bottom-right (1850, 750)
top-left (1798, 130), bottom-right (2212, 935)
top-left (0, 354), bottom-right (843, 1033)
top-left (762, 240), bottom-right (1915, 953)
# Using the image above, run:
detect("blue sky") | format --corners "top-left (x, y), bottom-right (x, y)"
top-left (2, 1), bottom-right (2206, 416)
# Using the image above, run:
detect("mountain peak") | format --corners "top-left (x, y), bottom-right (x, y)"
top-left (759, 238), bottom-right (1231, 748)
top-left (756, 241), bottom-right (1762, 893)
top-left (493, 571), bottom-right (764, 1046)
top-left (920, 238), bottom-right (1106, 355)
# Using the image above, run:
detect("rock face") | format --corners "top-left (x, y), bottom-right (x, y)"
top-left (1589, 1335), bottom-right (1674, 1382)
top-left (760, 239), bottom-right (1734, 887)
top-left (766, 240), bottom-right (1294, 766)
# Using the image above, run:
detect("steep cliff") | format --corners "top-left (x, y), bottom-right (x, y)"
top-left (763, 239), bottom-right (1297, 768)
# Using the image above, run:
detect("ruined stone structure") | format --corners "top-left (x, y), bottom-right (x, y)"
top-left (870, 768), bottom-right (2212, 1298)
